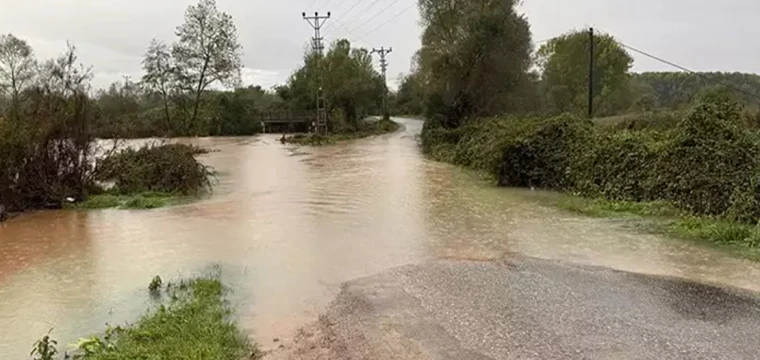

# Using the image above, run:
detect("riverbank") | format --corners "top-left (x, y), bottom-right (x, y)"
top-left (32, 273), bottom-right (258, 360)
top-left (421, 96), bottom-right (760, 256)
top-left (281, 118), bottom-right (400, 146)
top-left (554, 195), bottom-right (760, 261)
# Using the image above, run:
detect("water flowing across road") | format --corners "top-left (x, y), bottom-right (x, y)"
top-left (2, 118), bottom-right (760, 358)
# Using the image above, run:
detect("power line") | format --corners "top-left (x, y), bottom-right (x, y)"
top-left (323, 18), bottom-right (372, 47)
top-left (355, 2), bottom-right (415, 39)
top-left (348, 0), bottom-right (404, 34)
top-left (323, 0), bottom-right (378, 32)
top-left (306, 0), bottom-right (321, 10)
top-left (340, 0), bottom-right (390, 31)
top-left (615, 40), bottom-right (760, 103)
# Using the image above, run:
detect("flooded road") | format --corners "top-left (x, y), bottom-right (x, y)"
top-left (2, 118), bottom-right (760, 358)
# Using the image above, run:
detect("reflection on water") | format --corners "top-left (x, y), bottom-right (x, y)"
top-left (2, 118), bottom-right (760, 357)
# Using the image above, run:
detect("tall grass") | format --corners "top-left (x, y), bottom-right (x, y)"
top-left (32, 273), bottom-right (258, 360)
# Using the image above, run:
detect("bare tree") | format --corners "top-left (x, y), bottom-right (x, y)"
top-left (0, 34), bottom-right (37, 120)
top-left (173, 0), bottom-right (242, 133)
top-left (142, 39), bottom-right (177, 132)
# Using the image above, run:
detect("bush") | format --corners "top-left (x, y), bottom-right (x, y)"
top-left (97, 144), bottom-right (212, 195)
top-left (496, 115), bottom-right (593, 189)
top-left (575, 130), bottom-right (665, 201)
top-left (423, 95), bottom-right (760, 225)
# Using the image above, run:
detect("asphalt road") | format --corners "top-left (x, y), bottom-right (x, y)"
top-left (267, 256), bottom-right (760, 360)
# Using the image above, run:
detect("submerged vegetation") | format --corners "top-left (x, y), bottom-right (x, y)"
top-left (425, 94), bottom-right (760, 251)
top-left (281, 118), bottom-right (400, 146)
top-left (31, 272), bottom-right (258, 360)
top-left (409, 0), bottom-right (760, 252)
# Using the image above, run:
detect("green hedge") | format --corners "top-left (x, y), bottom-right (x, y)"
top-left (422, 97), bottom-right (760, 224)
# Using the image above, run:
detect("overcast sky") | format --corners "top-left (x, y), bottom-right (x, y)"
top-left (0, 0), bottom-right (757, 91)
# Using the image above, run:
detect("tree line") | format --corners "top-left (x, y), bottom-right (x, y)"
top-left (392, 5), bottom-right (760, 121)
top-left (414, 0), bottom-right (760, 249)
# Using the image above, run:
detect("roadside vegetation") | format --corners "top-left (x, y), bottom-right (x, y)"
top-left (405, 0), bottom-right (760, 253)
top-left (281, 118), bottom-right (399, 145)
top-left (30, 271), bottom-right (259, 360)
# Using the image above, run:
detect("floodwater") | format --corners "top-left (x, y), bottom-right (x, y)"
top-left (2, 118), bottom-right (760, 358)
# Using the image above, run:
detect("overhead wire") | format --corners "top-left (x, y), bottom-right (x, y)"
top-left (346, 0), bottom-right (404, 36)
top-left (355, 2), bottom-right (415, 39)
top-left (306, 0), bottom-right (321, 10)
top-left (323, 0), bottom-right (377, 32)
top-left (335, 0), bottom-right (389, 31)
top-left (614, 40), bottom-right (760, 103)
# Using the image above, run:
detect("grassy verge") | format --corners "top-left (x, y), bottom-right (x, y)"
top-left (32, 273), bottom-right (259, 360)
top-left (556, 195), bottom-right (760, 259)
top-left (66, 192), bottom-right (193, 210)
top-left (282, 118), bottom-right (400, 146)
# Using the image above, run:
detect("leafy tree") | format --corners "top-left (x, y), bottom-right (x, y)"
top-left (142, 39), bottom-right (176, 132)
top-left (172, 0), bottom-right (243, 134)
top-left (537, 30), bottom-right (633, 116)
top-left (632, 72), bottom-right (760, 110)
top-left (394, 70), bottom-right (426, 115)
top-left (280, 39), bottom-right (384, 131)
top-left (417, 0), bottom-right (533, 127)
top-left (0, 34), bottom-right (36, 121)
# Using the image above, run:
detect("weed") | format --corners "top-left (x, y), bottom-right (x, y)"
top-left (30, 330), bottom-right (58, 360)
top-left (148, 275), bottom-right (162, 292)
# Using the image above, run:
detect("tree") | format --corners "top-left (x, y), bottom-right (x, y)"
top-left (417, 0), bottom-right (533, 127)
top-left (537, 30), bottom-right (633, 116)
top-left (172, 0), bottom-right (243, 134)
top-left (280, 39), bottom-right (384, 131)
top-left (0, 34), bottom-right (36, 121)
top-left (394, 71), bottom-right (426, 115)
top-left (142, 39), bottom-right (176, 132)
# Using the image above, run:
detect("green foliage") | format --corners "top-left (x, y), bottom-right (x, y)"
top-left (418, 0), bottom-right (533, 127)
top-left (280, 39), bottom-right (384, 131)
top-left (393, 71), bottom-right (426, 116)
top-left (537, 29), bottom-right (633, 116)
top-left (31, 330), bottom-right (58, 360)
top-left (282, 118), bottom-right (399, 146)
top-left (61, 274), bottom-right (256, 360)
top-left (424, 93), bottom-right (760, 248)
top-left (68, 192), bottom-right (181, 210)
top-left (149, 275), bottom-right (163, 292)
top-left (557, 197), bottom-right (681, 218)
top-left (632, 72), bottom-right (760, 110)
top-left (96, 144), bottom-right (213, 195)
top-left (497, 115), bottom-right (594, 189)
top-left (0, 41), bottom-right (97, 214)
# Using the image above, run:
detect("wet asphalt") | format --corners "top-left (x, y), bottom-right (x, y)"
top-left (270, 256), bottom-right (760, 359)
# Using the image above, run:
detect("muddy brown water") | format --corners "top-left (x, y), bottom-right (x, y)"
top-left (2, 118), bottom-right (760, 358)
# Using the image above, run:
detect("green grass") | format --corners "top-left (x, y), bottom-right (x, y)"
top-left (556, 197), bottom-right (682, 218)
top-left (67, 192), bottom-right (190, 210)
top-left (556, 195), bottom-right (760, 259)
top-left (59, 272), bottom-right (258, 360)
top-left (282, 118), bottom-right (400, 146)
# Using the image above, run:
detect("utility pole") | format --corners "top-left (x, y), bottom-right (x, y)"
top-left (303, 11), bottom-right (331, 133)
top-left (588, 27), bottom-right (594, 119)
top-left (371, 47), bottom-right (392, 119)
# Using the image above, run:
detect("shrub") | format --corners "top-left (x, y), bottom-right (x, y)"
top-left (424, 95), bottom-right (760, 226)
top-left (497, 115), bottom-right (593, 189)
top-left (574, 130), bottom-right (665, 201)
top-left (97, 144), bottom-right (212, 195)
top-left (657, 99), bottom-right (760, 216)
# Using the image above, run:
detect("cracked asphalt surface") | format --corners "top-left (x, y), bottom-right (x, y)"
top-left (267, 256), bottom-right (760, 360)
